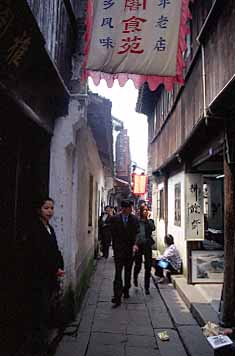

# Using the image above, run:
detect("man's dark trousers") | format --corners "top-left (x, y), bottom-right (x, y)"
top-left (113, 254), bottom-right (133, 301)
top-left (110, 212), bottom-right (140, 303)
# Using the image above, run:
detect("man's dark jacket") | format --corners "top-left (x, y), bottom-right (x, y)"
top-left (110, 213), bottom-right (139, 258)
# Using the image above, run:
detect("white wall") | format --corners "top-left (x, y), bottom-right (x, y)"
top-left (151, 179), bottom-right (158, 245)
top-left (168, 171), bottom-right (187, 271)
top-left (49, 97), bottom-right (105, 293)
top-left (152, 181), bottom-right (165, 250)
top-left (75, 125), bottom-right (105, 271)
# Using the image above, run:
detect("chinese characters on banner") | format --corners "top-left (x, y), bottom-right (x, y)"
top-left (85, 0), bottom-right (191, 91)
top-left (185, 174), bottom-right (204, 241)
top-left (133, 174), bottom-right (148, 195)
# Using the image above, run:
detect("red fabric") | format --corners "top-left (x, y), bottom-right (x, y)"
top-left (83, 0), bottom-right (192, 92)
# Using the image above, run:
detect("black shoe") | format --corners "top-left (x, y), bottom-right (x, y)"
top-left (145, 289), bottom-right (150, 295)
top-left (134, 277), bottom-right (138, 287)
top-left (111, 297), bottom-right (121, 306)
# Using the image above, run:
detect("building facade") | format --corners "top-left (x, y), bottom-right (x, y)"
top-left (115, 129), bottom-right (131, 183)
top-left (137, 0), bottom-right (235, 324)
top-left (114, 128), bottom-right (131, 204)
top-left (1, 1), bottom-right (114, 353)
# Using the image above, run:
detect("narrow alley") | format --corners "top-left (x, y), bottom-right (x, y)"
top-left (3, 2), bottom-right (235, 355)
top-left (55, 256), bottom-right (213, 356)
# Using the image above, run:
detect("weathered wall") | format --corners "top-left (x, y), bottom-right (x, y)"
top-left (205, 0), bottom-right (235, 107)
top-left (168, 171), bottom-right (187, 273)
top-left (150, 1), bottom-right (235, 172)
top-left (49, 97), bottom-right (105, 309)
top-left (154, 181), bottom-right (166, 251)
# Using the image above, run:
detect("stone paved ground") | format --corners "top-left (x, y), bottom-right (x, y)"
top-left (55, 256), bottom-right (214, 356)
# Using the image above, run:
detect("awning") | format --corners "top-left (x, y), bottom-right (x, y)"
top-left (114, 177), bottom-right (130, 187)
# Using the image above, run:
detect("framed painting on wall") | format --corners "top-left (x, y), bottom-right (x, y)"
top-left (191, 250), bottom-right (224, 284)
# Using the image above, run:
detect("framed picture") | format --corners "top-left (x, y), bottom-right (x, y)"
top-left (191, 250), bottom-right (224, 283)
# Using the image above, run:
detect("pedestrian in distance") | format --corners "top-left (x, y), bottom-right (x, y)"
top-left (133, 205), bottom-right (156, 295)
top-left (98, 205), bottom-right (113, 258)
top-left (154, 234), bottom-right (182, 283)
top-left (26, 196), bottom-right (64, 356)
top-left (110, 199), bottom-right (140, 307)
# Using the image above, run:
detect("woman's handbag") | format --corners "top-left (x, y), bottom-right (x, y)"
top-left (157, 259), bottom-right (169, 269)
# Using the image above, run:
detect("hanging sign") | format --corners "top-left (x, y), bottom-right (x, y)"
top-left (133, 174), bottom-right (148, 195)
top-left (84, 0), bottom-right (191, 91)
top-left (185, 174), bottom-right (204, 241)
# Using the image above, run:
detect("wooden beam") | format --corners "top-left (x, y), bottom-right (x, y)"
top-left (222, 149), bottom-right (235, 326)
top-left (63, 0), bottom-right (77, 37)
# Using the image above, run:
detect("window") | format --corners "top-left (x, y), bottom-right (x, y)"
top-left (157, 189), bottom-right (164, 220)
top-left (174, 183), bottom-right (181, 226)
top-left (88, 174), bottom-right (93, 226)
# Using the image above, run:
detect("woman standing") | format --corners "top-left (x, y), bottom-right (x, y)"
top-left (133, 205), bottom-right (155, 295)
top-left (28, 196), bottom-right (64, 356)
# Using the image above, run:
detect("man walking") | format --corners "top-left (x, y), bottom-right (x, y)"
top-left (110, 200), bottom-right (139, 307)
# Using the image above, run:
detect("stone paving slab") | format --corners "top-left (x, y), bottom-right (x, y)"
top-left (55, 332), bottom-right (90, 356)
top-left (86, 288), bottom-right (100, 305)
top-left (154, 329), bottom-right (188, 356)
top-left (77, 305), bottom-right (96, 332)
top-left (55, 256), bottom-right (211, 356)
top-left (172, 276), bottom-right (220, 326)
top-left (150, 310), bottom-right (174, 329)
top-left (178, 325), bottom-right (214, 356)
top-left (126, 323), bottom-right (154, 336)
top-left (92, 307), bottom-right (129, 334)
top-left (126, 334), bottom-right (157, 348)
top-left (86, 344), bottom-right (125, 356)
top-left (89, 332), bottom-right (127, 345)
top-left (158, 286), bottom-right (197, 326)
top-left (127, 309), bottom-right (151, 321)
top-left (126, 346), bottom-right (161, 356)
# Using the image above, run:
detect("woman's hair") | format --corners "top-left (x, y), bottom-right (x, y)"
top-left (164, 234), bottom-right (174, 246)
top-left (34, 196), bottom-right (54, 210)
top-left (139, 205), bottom-right (148, 219)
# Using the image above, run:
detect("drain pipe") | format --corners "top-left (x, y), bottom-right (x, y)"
top-left (201, 44), bottom-right (207, 121)
top-left (196, 38), bottom-right (207, 123)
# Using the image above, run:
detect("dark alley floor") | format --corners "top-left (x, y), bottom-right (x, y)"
top-left (54, 255), bottom-right (214, 356)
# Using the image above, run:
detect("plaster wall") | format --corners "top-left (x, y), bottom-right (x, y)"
top-left (168, 171), bottom-right (187, 272)
top-left (49, 97), bottom-right (105, 293)
top-left (151, 179), bottom-right (158, 246)
top-left (155, 181), bottom-right (166, 251)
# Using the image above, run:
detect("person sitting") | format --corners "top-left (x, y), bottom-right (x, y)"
top-left (155, 234), bottom-right (182, 283)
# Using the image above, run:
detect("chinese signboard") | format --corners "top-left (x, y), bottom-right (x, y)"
top-left (85, 0), bottom-right (191, 90)
top-left (185, 174), bottom-right (204, 241)
top-left (133, 174), bottom-right (148, 195)
top-left (0, 1), bottom-right (39, 81)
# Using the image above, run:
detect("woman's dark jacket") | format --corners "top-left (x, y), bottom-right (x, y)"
top-left (27, 219), bottom-right (64, 292)
top-left (136, 218), bottom-right (156, 247)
